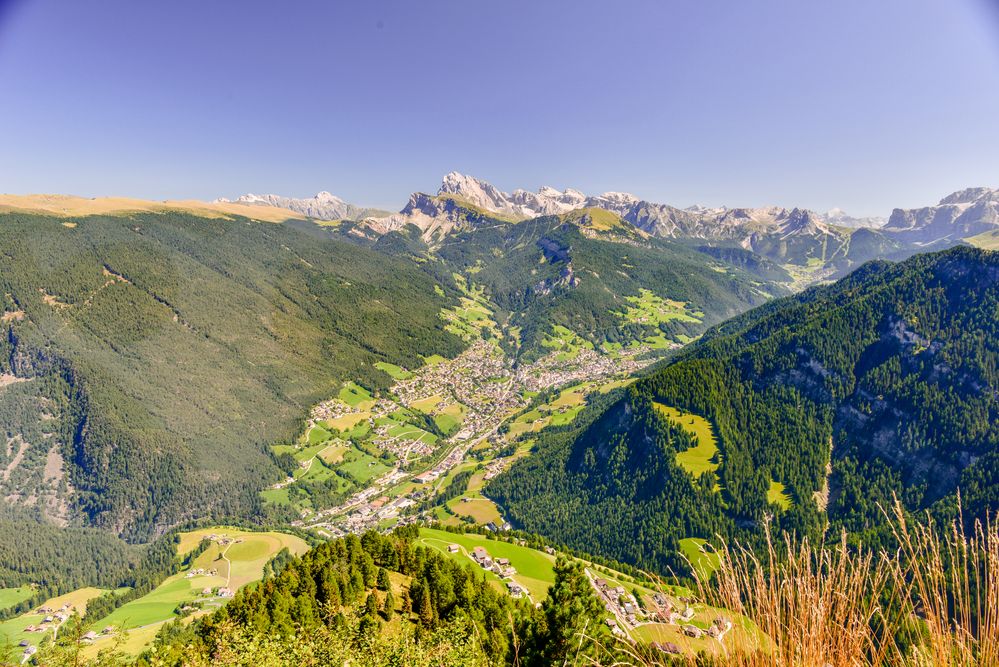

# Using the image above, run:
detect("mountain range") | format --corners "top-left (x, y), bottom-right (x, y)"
top-left (223, 174), bottom-right (997, 287)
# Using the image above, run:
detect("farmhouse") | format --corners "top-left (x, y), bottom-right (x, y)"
top-left (682, 625), bottom-right (703, 638)
top-left (506, 582), bottom-right (525, 599)
top-left (652, 641), bottom-right (682, 655)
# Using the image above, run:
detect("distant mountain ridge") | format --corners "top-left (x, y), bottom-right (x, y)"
top-left (218, 175), bottom-right (998, 289)
top-left (219, 175), bottom-right (999, 255)
top-left (215, 191), bottom-right (390, 221)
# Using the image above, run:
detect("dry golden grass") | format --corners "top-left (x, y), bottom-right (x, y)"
top-left (577, 500), bottom-right (999, 667)
top-left (0, 193), bottom-right (306, 223)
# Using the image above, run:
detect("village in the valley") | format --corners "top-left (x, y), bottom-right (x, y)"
top-left (285, 331), bottom-right (663, 540)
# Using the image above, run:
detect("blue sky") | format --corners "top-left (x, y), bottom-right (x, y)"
top-left (1, 0), bottom-right (997, 215)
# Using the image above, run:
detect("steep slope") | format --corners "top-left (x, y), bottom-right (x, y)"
top-left (488, 246), bottom-right (998, 572)
top-left (0, 210), bottom-right (464, 539)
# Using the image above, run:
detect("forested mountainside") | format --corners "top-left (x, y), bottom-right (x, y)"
top-left (295, 210), bottom-right (788, 361)
top-left (0, 204), bottom-right (789, 546)
top-left (0, 211), bottom-right (463, 540)
top-left (428, 212), bottom-right (782, 359)
top-left (488, 246), bottom-right (999, 573)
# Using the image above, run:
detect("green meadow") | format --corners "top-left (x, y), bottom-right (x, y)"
top-left (654, 404), bottom-right (721, 486)
top-left (0, 586), bottom-right (33, 611)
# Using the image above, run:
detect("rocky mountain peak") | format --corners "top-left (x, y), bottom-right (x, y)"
top-left (938, 187), bottom-right (997, 206)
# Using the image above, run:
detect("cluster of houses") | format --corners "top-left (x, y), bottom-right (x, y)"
top-left (594, 578), bottom-right (646, 627)
top-left (292, 327), bottom-right (665, 540)
top-left (650, 640), bottom-right (683, 654)
top-left (22, 603), bottom-right (72, 634)
top-left (482, 457), bottom-right (510, 481)
top-left (184, 567), bottom-right (219, 579)
top-left (200, 586), bottom-right (234, 598)
top-left (463, 545), bottom-right (526, 599)
top-left (593, 576), bottom-right (732, 649)
top-left (515, 342), bottom-right (654, 394)
top-left (20, 621), bottom-right (116, 660)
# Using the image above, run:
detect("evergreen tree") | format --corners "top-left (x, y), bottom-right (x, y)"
top-left (383, 589), bottom-right (395, 621)
top-left (376, 566), bottom-right (391, 591)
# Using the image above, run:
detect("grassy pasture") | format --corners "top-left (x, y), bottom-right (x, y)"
top-left (338, 382), bottom-right (375, 410)
top-left (679, 537), bottom-right (722, 580)
top-left (449, 498), bottom-right (503, 525)
top-left (433, 402), bottom-right (467, 434)
top-left (0, 586), bottom-right (33, 611)
top-left (616, 288), bottom-right (703, 326)
top-left (374, 361), bottom-right (413, 380)
top-left (318, 443), bottom-right (349, 465)
top-left (654, 404), bottom-right (721, 484)
top-left (419, 529), bottom-right (556, 601)
top-left (767, 480), bottom-right (792, 510)
top-left (307, 424), bottom-right (332, 445)
top-left (0, 587), bottom-right (108, 653)
top-left (541, 325), bottom-right (594, 362)
top-left (410, 394), bottom-right (444, 413)
top-left (338, 451), bottom-right (391, 483)
top-left (324, 411), bottom-right (371, 432)
top-left (84, 528), bottom-right (307, 655)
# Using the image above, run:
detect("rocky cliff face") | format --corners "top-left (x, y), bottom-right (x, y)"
top-left (884, 187), bottom-right (999, 242)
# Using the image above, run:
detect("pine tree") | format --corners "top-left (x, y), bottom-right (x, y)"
top-left (529, 557), bottom-right (607, 665)
top-left (418, 586), bottom-right (435, 628)
top-left (377, 566), bottom-right (391, 591)
top-left (383, 589), bottom-right (395, 620)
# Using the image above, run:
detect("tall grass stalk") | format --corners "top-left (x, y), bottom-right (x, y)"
top-left (584, 501), bottom-right (998, 666)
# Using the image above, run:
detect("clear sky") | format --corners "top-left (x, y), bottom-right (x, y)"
top-left (1, 0), bottom-right (998, 216)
